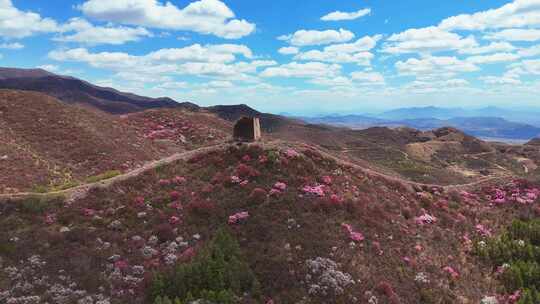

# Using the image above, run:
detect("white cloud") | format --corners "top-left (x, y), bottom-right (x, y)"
top-left (278, 46), bottom-right (299, 55)
top-left (309, 76), bottom-right (352, 87)
top-left (0, 42), bottom-right (23, 49)
top-left (382, 26), bottom-right (477, 54)
top-left (466, 52), bottom-right (520, 64)
top-left (324, 35), bottom-right (381, 53)
top-left (260, 62), bottom-right (342, 78)
top-left (295, 50), bottom-right (373, 66)
top-left (321, 8), bottom-right (371, 21)
top-left (36, 64), bottom-right (60, 72)
top-left (518, 44), bottom-right (540, 57)
top-left (278, 28), bottom-right (354, 46)
top-left (480, 75), bottom-right (521, 85)
top-left (146, 44), bottom-right (252, 63)
top-left (0, 0), bottom-right (58, 38)
top-left (396, 56), bottom-right (479, 77)
top-left (54, 18), bottom-right (151, 45)
top-left (156, 81), bottom-right (189, 90)
top-left (402, 78), bottom-right (470, 94)
top-left (293, 35), bottom-right (380, 66)
top-left (350, 71), bottom-right (385, 84)
top-left (439, 0), bottom-right (540, 31)
top-left (48, 46), bottom-right (274, 83)
top-left (458, 41), bottom-right (516, 54)
top-left (484, 28), bottom-right (540, 42)
top-left (78, 0), bottom-right (255, 39)
top-left (510, 59), bottom-right (540, 75)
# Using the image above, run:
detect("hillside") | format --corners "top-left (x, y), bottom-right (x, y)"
top-left (0, 68), bottom-right (197, 114)
top-left (1, 141), bottom-right (539, 303)
top-left (0, 90), bottom-right (231, 194)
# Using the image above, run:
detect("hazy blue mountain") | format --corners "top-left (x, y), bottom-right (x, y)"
top-left (301, 114), bottom-right (540, 141)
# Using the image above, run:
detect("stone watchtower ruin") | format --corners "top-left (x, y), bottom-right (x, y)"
top-left (233, 117), bottom-right (261, 142)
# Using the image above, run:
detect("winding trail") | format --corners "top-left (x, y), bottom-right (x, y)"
top-left (0, 140), bottom-right (512, 203)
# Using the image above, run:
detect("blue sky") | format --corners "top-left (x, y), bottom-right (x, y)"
top-left (1, 0), bottom-right (540, 115)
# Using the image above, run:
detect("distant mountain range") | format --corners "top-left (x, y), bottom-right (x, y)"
top-left (302, 112), bottom-right (540, 141)
top-left (377, 106), bottom-right (540, 126)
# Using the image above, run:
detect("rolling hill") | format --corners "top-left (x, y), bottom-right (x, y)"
top-left (0, 67), bottom-right (198, 114)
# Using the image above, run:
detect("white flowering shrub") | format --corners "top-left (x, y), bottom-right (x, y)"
top-left (305, 257), bottom-right (355, 297)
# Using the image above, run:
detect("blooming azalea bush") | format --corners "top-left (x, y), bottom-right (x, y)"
top-left (228, 211), bottom-right (249, 225)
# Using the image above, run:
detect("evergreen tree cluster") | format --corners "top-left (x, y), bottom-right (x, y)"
top-left (150, 228), bottom-right (261, 304)
top-left (476, 219), bottom-right (540, 303)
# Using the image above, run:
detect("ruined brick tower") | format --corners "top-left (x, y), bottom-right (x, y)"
top-left (233, 117), bottom-right (261, 142)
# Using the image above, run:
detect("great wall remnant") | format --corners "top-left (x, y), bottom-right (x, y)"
top-left (233, 117), bottom-right (261, 142)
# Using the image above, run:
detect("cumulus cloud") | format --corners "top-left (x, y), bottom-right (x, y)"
top-left (481, 75), bottom-right (521, 85)
top-left (260, 62), bottom-right (342, 78)
top-left (36, 64), bottom-right (60, 72)
top-left (146, 44), bottom-right (252, 62)
top-left (278, 46), bottom-right (299, 55)
top-left (293, 35), bottom-right (380, 66)
top-left (324, 35), bottom-right (381, 53)
top-left (321, 8), bottom-right (371, 21)
top-left (396, 56), bottom-right (479, 78)
top-left (48, 46), bottom-right (274, 83)
top-left (458, 41), bottom-right (516, 54)
top-left (0, 42), bottom-right (23, 49)
top-left (78, 0), bottom-right (255, 39)
top-left (518, 44), bottom-right (540, 57)
top-left (350, 71), bottom-right (385, 84)
top-left (278, 28), bottom-right (354, 46)
top-left (484, 28), bottom-right (540, 42)
top-left (382, 26), bottom-right (478, 54)
top-left (309, 76), bottom-right (352, 87)
top-left (295, 50), bottom-right (373, 66)
top-left (0, 0), bottom-right (58, 38)
top-left (510, 59), bottom-right (540, 75)
top-left (439, 0), bottom-right (540, 31)
top-left (466, 53), bottom-right (520, 64)
top-left (54, 18), bottom-right (151, 45)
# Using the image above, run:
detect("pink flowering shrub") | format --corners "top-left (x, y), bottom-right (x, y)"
top-left (475, 224), bottom-right (492, 237)
top-left (158, 179), bottom-right (171, 187)
top-left (303, 184), bottom-right (326, 197)
top-left (273, 182), bottom-right (287, 192)
top-left (330, 194), bottom-right (343, 205)
top-left (321, 175), bottom-right (332, 185)
top-left (170, 191), bottom-right (181, 201)
top-left (236, 163), bottom-right (260, 178)
top-left (83, 208), bottom-right (96, 217)
top-left (414, 212), bottom-right (437, 225)
top-left (44, 213), bottom-right (56, 225)
top-left (173, 176), bottom-right (186, 184)
top-left (341, 223), bottom-right (365, 242)
top-left (134, 196), bottom-right (146, 208)
top-left (230, 175), bottom-right (241, 184)
top-left (228, 211), bottom-right (249, 224)
top-left (241, 154), bottom-right (251, 162)
top-left (443, 266), bottom-right (459, 279)
top-left (284, 148), bottom-right (300, 158)
top-left (169, 216), bottom-right (181, 225)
